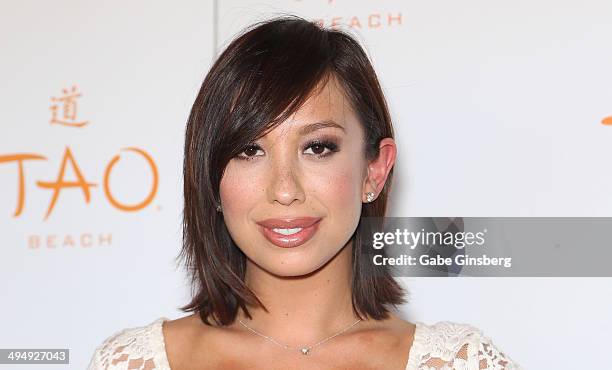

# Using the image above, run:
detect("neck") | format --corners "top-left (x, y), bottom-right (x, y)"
top-left (237, 241), bottom-right (360, 345)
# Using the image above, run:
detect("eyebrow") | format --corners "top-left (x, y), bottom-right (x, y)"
top-left (298, 120), bottom-right (346, 136)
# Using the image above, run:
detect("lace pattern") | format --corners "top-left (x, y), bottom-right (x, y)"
top-left (86, 318), bottom-right (523, 369)
top-left (409, 321), bottom-right (523, 370)
top-left (87, 317), bottom-right (171, 370)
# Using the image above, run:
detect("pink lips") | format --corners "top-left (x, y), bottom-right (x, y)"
top-left (256, 217), bottom-right (322, 248)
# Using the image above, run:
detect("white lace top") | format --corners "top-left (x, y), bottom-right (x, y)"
top-left (87, 317), bottom-right (523, 370)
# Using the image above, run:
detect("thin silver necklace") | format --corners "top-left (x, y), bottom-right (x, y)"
top-left (238, 318), bottom-right (362, 356)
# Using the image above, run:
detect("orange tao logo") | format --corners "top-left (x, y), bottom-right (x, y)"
top-left (0, 146), bottom-right (159, 220)
top-left (0, 85), bottom-right (159, 220)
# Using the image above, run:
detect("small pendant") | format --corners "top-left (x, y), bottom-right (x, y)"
top-left (301, 347), bottom-right (310, 355)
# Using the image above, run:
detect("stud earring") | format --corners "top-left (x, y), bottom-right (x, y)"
top-left (216, 204), bottom-right (222, 212)
top-left (365, 192), bottom-right (376, 203)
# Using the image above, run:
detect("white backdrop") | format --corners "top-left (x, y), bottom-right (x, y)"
top-left (1, 1), bottom-right (612, 369)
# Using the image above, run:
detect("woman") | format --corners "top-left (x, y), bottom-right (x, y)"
top-left (87, 15), bottom-right (522, 370)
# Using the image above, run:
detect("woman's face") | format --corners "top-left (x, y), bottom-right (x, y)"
top-left (219, 77), bottom-right (371, 277)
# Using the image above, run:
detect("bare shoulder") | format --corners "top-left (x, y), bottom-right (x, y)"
top-left (364, 312), bottom-right (416, 343)
top-left (162, 313), bottom-right (245, 369)
top-left (162, 313), bottom-right (209, 369)
top-left (334, 312), bottom-right (416, 369)
top-left (384, 312), bottom-right (417, 333)
top-left (163, 313), bottom-right (203, 345)
top-left (379, 313), bottom-right (416, 351)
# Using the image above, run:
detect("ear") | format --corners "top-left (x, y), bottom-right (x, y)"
top-left (362, 138), bottom-right (397, 202)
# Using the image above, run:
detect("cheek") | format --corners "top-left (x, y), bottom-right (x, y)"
top-left (314, 168), bottom-right (363, 245)
top-left (219, 163), bottom-right (263, 216)
top-left (314, 166), bottom-right (362, 212)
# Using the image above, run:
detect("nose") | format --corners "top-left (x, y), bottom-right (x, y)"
top-left (267, 157), bottom-right (306, 206)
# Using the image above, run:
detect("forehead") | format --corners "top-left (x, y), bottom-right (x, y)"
top-left (271, 76), bottom-right (359, 136)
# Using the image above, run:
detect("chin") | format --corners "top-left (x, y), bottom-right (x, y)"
top-left (257, 255), bottom-right (332, 278)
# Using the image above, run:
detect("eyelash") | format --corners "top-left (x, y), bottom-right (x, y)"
top-left (236, 139), bottom-right (340, 161)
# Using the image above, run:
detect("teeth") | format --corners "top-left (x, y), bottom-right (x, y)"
top-left (271, 227), bottom-right (303, 235)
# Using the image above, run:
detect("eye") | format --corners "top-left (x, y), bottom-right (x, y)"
top-left (236, 143), bottom-right (264, 161)
top-left (303, 139), bottom-right (339, 159)
top-left (235, 139), bottom-right (340, 161)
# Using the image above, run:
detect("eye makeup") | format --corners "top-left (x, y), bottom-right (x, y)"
top-left (301, 137), bottom-right (340, 159)
top-left (235, 135), bottom-right (341, 161)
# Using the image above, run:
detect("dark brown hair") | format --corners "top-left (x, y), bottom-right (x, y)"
top-left (179, 15), bottom-right (405, 326)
